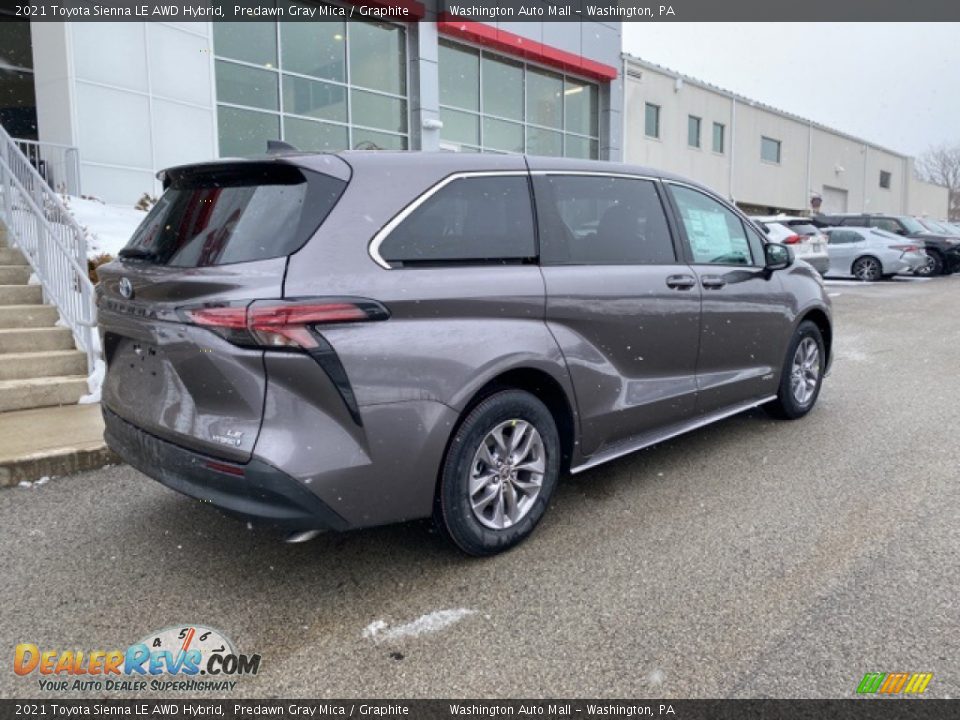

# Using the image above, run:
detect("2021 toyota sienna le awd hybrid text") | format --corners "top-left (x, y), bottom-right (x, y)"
top-left (97, 152), bottom-right (832, 556)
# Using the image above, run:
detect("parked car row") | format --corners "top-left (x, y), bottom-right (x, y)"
top-left (813, 213), bottom-right (960, 278)
top-left (751, 212), bottom-right (960, 281)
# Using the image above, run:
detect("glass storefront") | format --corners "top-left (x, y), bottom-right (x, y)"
top-left (213, 9), bottom-right (408, 156)
top-left (0, 18), bottom-right (38, 140)
top-left (438, 40), bottom-right (600, 159)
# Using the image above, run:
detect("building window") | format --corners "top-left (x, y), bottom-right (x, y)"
top-left (645, 103), bottom-right (660, 139)
top-left (879, 170), bottom-right (892, 189)
top-left (712, 122), bottom-right (724, 154)
top-left (687, 116), bottom-right (701, 148)
top-left (438, 40), bottom-right (600, 159)
top-left (0, 17), bottom-right (37, 140)
top-left (761, 136), bottom-right (781, 164)
top-left (213, 14), bottom-right (408, 157)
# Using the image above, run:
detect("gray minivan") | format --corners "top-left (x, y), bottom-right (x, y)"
top-left (97, 152), bottom-right (832, 555)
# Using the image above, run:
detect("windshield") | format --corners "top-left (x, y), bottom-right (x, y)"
top-left (898, 216), bottom-right (927, 234)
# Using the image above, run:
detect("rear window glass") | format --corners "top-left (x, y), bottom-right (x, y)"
top-left (379, 175), bottom-right (536, 267)
top-left (785, 222), bottom-right (819, 235)
top-left (120, 163), bottom-right (345, 267)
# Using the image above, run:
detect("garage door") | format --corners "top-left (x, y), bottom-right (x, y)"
top-left (822, 186), bottom-right (849, 214)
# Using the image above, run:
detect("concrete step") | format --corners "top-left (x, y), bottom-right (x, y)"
top-left (0, 403), bottom-right (116, 487)
top-left (0, 326), bottom-right (76, 353)
top-left (0, 375), bottom-right (88, 413)
top-left (0, 350), bottom-right (87, 381)
top-left (0, 248), bottom-right (28, 265)
top-left (0, 285), bottom-right (42, 305)
top-left (0, 305), bottom-right (59, 329)
top-left (0, 266), bottom-right (30, 284)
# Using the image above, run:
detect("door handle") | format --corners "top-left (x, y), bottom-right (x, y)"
top-left (666, 274), bottom-right (697, 290)
top-left (701, 275), bottom-right (727, 289)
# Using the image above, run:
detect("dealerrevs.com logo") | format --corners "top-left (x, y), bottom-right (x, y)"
top-left (14, 625), bottom-right (261, 693)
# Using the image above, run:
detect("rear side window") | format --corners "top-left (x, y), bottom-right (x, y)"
top-left (533, 175), bottom-right (676, 265)
top-left (378, 175), bottom-right (536, 267)
top-left (120, 163), bottom-right (345, 267)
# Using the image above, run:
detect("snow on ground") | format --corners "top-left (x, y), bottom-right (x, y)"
top-left (362, 609), bottom-right (476, 643)
top-left (62, 195), bottom-right (146, 259)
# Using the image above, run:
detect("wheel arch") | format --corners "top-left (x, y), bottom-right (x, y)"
top-left (798, 307), bottom-right (832, 367)
top-left (442, 367), bottom-right (578, 478)
top-left (850, 253), bottom-right (883, 278)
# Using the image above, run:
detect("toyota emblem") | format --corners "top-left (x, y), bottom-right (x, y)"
top-left (118, 277), bottom-right (134, 299)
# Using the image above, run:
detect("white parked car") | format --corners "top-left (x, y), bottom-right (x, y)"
top-left (751, 216), bottom-right (830, 275)
top-left (822, 227), bottom-right (928, 281)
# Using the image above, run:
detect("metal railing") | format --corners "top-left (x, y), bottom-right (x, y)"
top-left (12, 138), bottom-right (82, 197)
top-left (0, 122), bottom-right (97, 375)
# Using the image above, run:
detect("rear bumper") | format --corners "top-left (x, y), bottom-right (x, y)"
top-left (103, 407), bottom-right (350, 531)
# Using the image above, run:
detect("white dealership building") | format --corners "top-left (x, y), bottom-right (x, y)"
top-left (622, 54), bottom-right (949, 218)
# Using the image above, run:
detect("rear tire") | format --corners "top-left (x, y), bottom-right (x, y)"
top-left (765, 321), bottom-right (826, 420)
top-left (434, 390), bottom-right (560, 556)
top-left (851, 256), bottom-right (882, 282)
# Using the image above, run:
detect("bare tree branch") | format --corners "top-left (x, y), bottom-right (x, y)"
top-left (916, 144), bottom-right (960, 220)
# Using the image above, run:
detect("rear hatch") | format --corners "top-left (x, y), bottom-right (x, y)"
top-left (96, 158), bottom-right (348, 462)
top-left (784, 221), bottom-right (827, 255)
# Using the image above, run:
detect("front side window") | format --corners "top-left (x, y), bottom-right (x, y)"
top-left (534, 175), bottom-right (676, 265)
top-left (669, 185), bottom-right (754, 266)
top-left (827, 230), bottom-right (861, 245)
top-left (213, 14), bottom-right (408, 156)
top-left (378, 176), bottom-right (536, 267)
top-left (688, 116), bottom-right (701, 148)
top-left (645, 103), bottom-right (660, 138)
top-left (761, 136), bottom-right (781, 163)
top-left (712, 122), bottom-right (725, 153)
top-left (438, 40), bottom-right (599, 159)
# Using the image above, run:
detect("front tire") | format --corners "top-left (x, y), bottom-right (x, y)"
top-left (434, 390), bottom-right (560, 556)
top-left (915, 250), bottom-right (943, 277)
top-left (765, 321), bottom-right (826, 420)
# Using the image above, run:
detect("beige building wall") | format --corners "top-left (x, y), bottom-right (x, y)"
top-left (624, 68), bottom-right (732, 195)
top-left (729, 101), bottom-right (808, 211)
top-left (907, 174), bottom-right (950, 218)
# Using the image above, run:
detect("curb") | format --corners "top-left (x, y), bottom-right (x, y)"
top-left (0, 445), bottom-right (119, 487)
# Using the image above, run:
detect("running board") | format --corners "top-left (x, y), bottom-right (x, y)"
top-left (570, 395), bottom-right (777, 475)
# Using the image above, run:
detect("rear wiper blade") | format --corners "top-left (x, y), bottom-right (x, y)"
top-left (118, 247), bottom-right (159, 260)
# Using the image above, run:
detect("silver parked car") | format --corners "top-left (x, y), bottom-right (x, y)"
top-left (823, 227), bottom-right (927, 280)
top-left (751, 216), bottom-right (830, 275)
top-left (97, 152), bottom-right (832, 556)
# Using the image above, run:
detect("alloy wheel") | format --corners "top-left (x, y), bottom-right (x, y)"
top-left (790, 337), bottom-right (821, 406)
top-left (469, 419), bottom-right (546, 530)
top-left (853, 257), bottom-right (881, 282)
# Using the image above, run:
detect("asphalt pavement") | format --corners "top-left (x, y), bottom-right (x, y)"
top-left (2, 275), bottom-right (958, 699)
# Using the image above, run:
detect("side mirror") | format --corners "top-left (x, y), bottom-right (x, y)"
top-left (764, 243), bottom-right (793, 271)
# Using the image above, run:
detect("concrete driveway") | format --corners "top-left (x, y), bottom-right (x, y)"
top-left (2, 276), bottom-right (958, 699)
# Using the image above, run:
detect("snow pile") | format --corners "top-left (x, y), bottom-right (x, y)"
top-left (61, 195), bottom-right (146, 259)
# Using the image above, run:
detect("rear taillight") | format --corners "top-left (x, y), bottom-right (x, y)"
top-left (889, 244), bottom-right (919, 252)
top-left (782, 234), bottom-right (803, 245)
top-left (183, 299), bottom-right (389, 349)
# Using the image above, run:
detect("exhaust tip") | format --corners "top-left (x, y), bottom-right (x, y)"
top-left (285, 529), bottom-right (323, 544)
